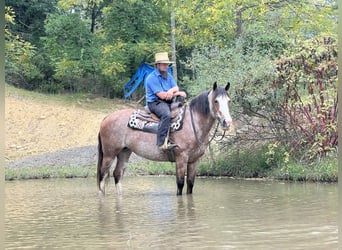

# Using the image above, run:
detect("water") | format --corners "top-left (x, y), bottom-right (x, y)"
top-left (5, 177), bottom-right (337, 249)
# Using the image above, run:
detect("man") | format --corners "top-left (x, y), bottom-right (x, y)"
top-left (145, 52), bottom-right (187, 150)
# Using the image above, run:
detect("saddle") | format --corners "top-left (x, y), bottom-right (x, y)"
top-left (127, 101), bottom-right (186, 134)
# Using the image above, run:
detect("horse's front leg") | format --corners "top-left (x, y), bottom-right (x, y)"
top-left (176, 160), bottom-right (187, 195)
top-left (186, 159), bottom-right (200, 194)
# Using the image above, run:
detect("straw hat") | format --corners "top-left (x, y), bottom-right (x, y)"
top-left (154, 52), bottom-right (174, 64)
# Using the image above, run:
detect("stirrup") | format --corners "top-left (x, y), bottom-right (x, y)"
top-left (159, 143), bottom-right (178, 151)
top-left (159, 140), bottom-right (178, 151)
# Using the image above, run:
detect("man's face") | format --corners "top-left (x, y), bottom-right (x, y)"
top-left (157, 63), bottom-right (169, 72)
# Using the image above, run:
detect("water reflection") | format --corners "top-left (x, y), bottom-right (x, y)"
top-left (5, 177), bottom-right (338, 249)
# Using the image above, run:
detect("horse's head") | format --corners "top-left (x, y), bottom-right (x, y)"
top-left (208, 82), bottom-right (232, 130)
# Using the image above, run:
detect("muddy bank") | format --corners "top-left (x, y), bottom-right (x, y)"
top-left (6, 145), bottom-right (145, 170)
top-left (6, 146), bottom-right (98, 169)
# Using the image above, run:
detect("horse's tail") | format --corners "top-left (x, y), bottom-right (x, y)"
top-left (97, 132), bottom-right (103, 191)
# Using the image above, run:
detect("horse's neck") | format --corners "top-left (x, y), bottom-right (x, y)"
top-left (191, 109), bottom-right (215, 140)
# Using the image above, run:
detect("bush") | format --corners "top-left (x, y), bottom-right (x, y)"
top-left (270, 154), bottom-right (337, 182)
top-left (198, 146), bottom-right (271, 178)
top-left (275, 36), bottom-right (338, 160)
top-left (5, 7), bottom-right (43, 88)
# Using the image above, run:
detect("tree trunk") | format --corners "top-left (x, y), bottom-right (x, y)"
top-left (170, 10), bottom-right (177, 81)
top-left (235, 3), bottom-right (243, 38)
top-left (90, 2), bottom-right (96, 33)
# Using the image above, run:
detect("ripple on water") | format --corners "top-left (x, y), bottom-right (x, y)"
top-left (5, 177), bottom-right (338, 249)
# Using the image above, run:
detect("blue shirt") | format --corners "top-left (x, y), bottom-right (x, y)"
top-left (145, 69), bottom-right (177, 103)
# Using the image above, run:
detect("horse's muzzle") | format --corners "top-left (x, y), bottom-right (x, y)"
top-left (219, 119), bottom-right (231, 130)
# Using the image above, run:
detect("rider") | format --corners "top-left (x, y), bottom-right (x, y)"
top-left (145, 52), bottom-right (187, 151)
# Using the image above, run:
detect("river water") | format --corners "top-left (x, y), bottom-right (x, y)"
top-left (5, 176), bottom-right (337, 249)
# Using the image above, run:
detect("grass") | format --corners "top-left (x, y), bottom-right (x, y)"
top-left (5, 162), bottom-right (176, 181)
top-left (5, 153), bottom-right (338, 182)
top-left (5, 84), bottom-right (138, 113)
top-left (197, 146), bottom-right (271, 178)
top-left (269, 157), bottom-right (338, 182)
top-left (5, 165), bottom-right (96, 181)
top-left (197, 146), bottom-right (337, 182)
top-left (128, 161), bottom-right (176, 175)
top-left (5, 144), bottom-right (338, 182)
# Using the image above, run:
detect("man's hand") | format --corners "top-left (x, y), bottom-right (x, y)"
top-left (177, 91), bottom-right (187, 98)
top-left (157, 91), bottom-right (173, 100)
top-left (165, 91), bottom-right (173, 100)
top-left (157, 87), bottom-right (186, 100)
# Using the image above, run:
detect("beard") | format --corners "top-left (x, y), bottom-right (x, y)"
top-left (159, 70), bottom-right (168, 79)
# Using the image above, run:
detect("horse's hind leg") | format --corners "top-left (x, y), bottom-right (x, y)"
top-left (99, 156), bottom-right (116, 195)
top-left (113, 148), bottom-right (132, 195)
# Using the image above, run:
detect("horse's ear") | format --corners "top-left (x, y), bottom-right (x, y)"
top-left (225, 82), bottom-right (230, 91)
top-left (213, 81), bottom-right (217, 91)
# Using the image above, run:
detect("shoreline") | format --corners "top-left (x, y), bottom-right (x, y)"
top-left (5, 146), bottom-right (338, 183)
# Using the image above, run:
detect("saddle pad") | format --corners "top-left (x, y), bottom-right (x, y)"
top-left (127, 106), bottom-right (186, 134)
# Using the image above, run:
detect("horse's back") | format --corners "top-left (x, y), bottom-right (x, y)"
top-left (101, 108), bottom-right (135, 128)
top-left (99, 109), bottom-right (135, 148)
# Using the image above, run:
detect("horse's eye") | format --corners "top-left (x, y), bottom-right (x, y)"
top-left (214, 100), bottom-right (218, 103)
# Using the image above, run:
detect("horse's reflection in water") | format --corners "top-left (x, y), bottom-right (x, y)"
top-left (177, 195), bottom-right (196, 222)
top-left (97, 82), bottom-right (232, 195)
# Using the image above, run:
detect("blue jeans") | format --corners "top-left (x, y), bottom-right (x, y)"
top-left (148, 99), bottom-right (172, 146)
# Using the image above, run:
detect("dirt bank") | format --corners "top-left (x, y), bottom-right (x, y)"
top-left (5, 86), bottom-right (141, 166)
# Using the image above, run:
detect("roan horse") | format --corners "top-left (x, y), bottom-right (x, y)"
top-left (97, 82), bottom-right (232, 195)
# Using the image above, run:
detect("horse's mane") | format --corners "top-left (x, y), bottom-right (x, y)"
top-left (189, 91), bottom-right (210, 115)
top-left (189, 86), bottom-right (227, 115)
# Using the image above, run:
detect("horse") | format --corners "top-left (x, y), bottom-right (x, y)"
top-left (97, 82), bottom-right (232, 195)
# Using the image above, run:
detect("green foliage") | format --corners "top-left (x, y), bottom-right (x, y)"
top-left (101, 1), bottom-right (170, 74)
top-left (5, 0), bottom-right (338, 98)
top-left (183, 35), bottom-right (277, 109)
top-left (174, 1), bottom-right (235, 47)
top-left (100, 44), bottom-right (126, 77)
top-left (43, 13), bottom-right (94, 61)
top-left (237, 24), bottom-right (288, 58)
top-left (265, 142), bottom-right (290, 168)
top-left (198, 146), bottom-right (271, 178)
top-left (5, 7), bottom-right (43, 89)
top-left (270, 154), bottom-right (337, 182)
top-left (196, 143), bottom-right (337, 182)
top-left (129, 161), bottom-right (175, 176)
top-left (5, 165), bottom-right (94, 180)
top-left (42, 12), bottom-right (102, 92)
top-left (275, 36), bottom-right (338, 160)
top-left (103, 1), bottom-right (169, 44)
top-left (186, 33), bottom-right (337, 164)
top-left (5, 0), bottom-right (58, 45)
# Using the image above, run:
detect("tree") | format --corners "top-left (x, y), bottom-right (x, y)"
top-left (181, 0), bottom-right (337, 163)
top-left (5, 6), bottom-right (42, 89)
top-left (98, 0), bottom-right (171, 96)
top-left (173, 0), bottom-right (337, 48)
top-left (5, 0), bottom-right (58, 46)
top-left (42, 12), bottom-right (101, 92)
top-left (57, 0), bottom-right (110, 33)
top-left (275, 37), bottom-right (338, 160)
